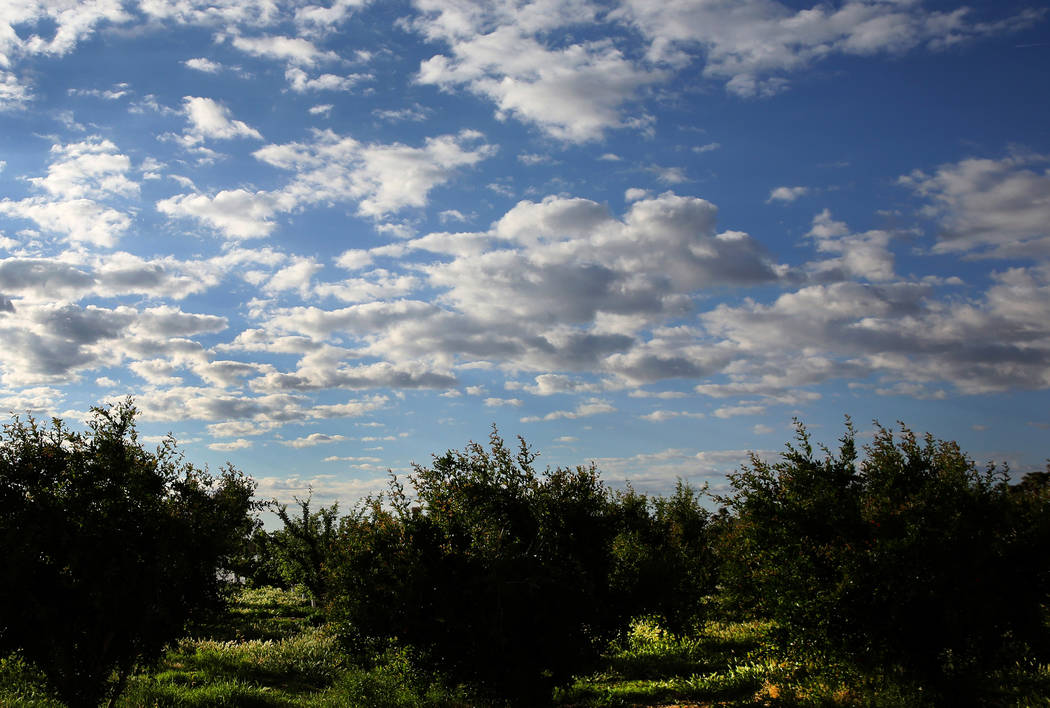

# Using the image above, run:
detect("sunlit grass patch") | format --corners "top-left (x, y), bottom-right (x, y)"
top-left (0, 652), bottom-right (62, 707)
top-left (165, 625), bottom-right (345, 691)
top-left (190, 586), bottom-right (320, 642)
top-left (119, 673), bottom-right (301, 707)
top-left (314, 647), bottom-right (471, 708)
top-left (560, 617), bottom-right (779, 706)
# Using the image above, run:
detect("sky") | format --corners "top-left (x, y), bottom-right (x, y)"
top-left (1, 0), bottom-right (1049, 509)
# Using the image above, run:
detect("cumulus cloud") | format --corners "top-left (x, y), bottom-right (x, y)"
top-left (696, 259), bottom-right (1050, 396)
top-left (209, 438), bottom-right (252, 451)
top-left (157, 189), bottom-right (279, 240)
top-left (638, 409), bottom-right (705, 422)
top-left (184, 57), bottom-right (223, 73)
top-left (0, 199), bottom-right (130, 248)
top-left (900, 153), bottom-right (1050, 257)
top-left (805, 210), bottom-right (896, 282)
top-left (247, 192), bottom-right (782, 388)
top-left (520, 398), bottom-right (615, 422)
top-left (613, 0), bottom-right (1045, 96)
top-left (135, 386), bottom-right (388, 425)
top-left (592, 446), bottom-right (765, 494)
top-left (255, 472), bottom-right (390, 508)
top-left (253, 128), bottom-right (495, 219)
top-left (230, 34), bottom-right (339, 66)
top-left (412, 1), bottom-right (666, 141)
top-left (0, 0), bottom-right (132, 108)
top-left (285, 67), bottom-right (371, 92)
top-left (767, 185), bottom-right (809, 203)
top-left (282, 432), bottom-right (347, 447)
top-left (180, 96), bottom-right (263, 144)
top-left (484, 397), bottom-right (522, 407)
top-left (0, 138), bottom-right (136, 247)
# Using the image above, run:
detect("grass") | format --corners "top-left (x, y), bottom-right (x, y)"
top-left (3, 588), bottom-right (1049, 707)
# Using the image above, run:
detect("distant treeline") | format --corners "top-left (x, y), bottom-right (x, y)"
top-left (1, 401), bottom-right (1048, 706)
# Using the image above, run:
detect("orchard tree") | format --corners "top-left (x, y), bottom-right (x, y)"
top-left (721, 419), bottom-right (1050, 698)
top-left (331, 428), bottom-right (630, 703)
top-left (269, 493), bottom-right (340, 605)
top-left (0, 400), bottom-right (258, 707)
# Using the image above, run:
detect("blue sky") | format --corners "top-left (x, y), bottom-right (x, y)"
top-left (1, 0), bottom-right (1048, 507)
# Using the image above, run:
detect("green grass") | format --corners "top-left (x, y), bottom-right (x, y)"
top-left (4, 588), bottom-right (1049, 707)
top-left (115, 587), bottom-right (465, 708)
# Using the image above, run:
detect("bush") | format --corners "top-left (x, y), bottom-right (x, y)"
top-left (329, 428), bottom-right (639, 703)
top-left (0, 400), bottom-right (258, 707)
top-left (720, 419), bottom-right (1050, 698)
top-left (267, 494), bottom-right (340, 605)
top-left (609, 481), bottom-right (719, 634)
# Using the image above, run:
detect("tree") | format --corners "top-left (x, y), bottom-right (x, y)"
top-left (609, 481), bottom-right (718, 634)
top-left (0, 400), bottom-right (258, 707)
top-left (329, 428), bottom-right (637, 704)
top-left (269, 492), bottom-right (340, 606)
top-left (721, 419), bottom-right (1050, 698)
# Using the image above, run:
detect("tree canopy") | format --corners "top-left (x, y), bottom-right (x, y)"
top-left (0, 400), bottom-right (258, 707)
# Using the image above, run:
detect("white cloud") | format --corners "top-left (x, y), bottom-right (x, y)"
top-left (181, 96), bottom-right (263, 143)
top-left (593, 446), bottom-right (759, 494)
top-left (900, 153), bottom-right (1050, 257)
top-left (614, 0), bottom-right (1045, 96)
top-left (520, 374), bottom-right (607, 396)
top-left (184, 57), bottom-right (223, 73)
top-left (230, 34), bottom-right (339, 66)
top-left (520, 397), bottom-right (615, 422)
top-left (0, 198), bottom-right (131, 248)
top-left (295, 0), bottom-right (372, 35)
top-left (282, 432), bottom-right (347, 447)
top-left (68, 83), bottom-right (129, 100)
top-left (0, 137), bottom-right (137, 248)
top-left (285, 67), bottom-right (371, 92)
top-left (696, 258), bottom-right (1050, 396)
top-left (648, 165), bottom-right (688, 184)
top-left (484, 397), bottom-right (522, 407)
top-left (254, 128), bottom-right (496, 219)
top-left (0, 0), bottom-right (132, 107)
top-left (767, 185), bottom-right (809, 203)
top-left (806, 209), bottom-right (895, 282)
top-left (210, 438), bottom-right (253, 451)
top-left (157, 189), bottom-right (278, 240)
top-left (29, 137), bottom-right (137, 200)
top-left (373, 104), bottom-right (429, 122)
top-left (0, 70), bottom-right (32, 111)
top-left (255, 472), bottom-right (389, 508)
top-left (0, 386), bottom-right (64, 414)
top-left (639, 409), bottom-right (705, 422)
top-left (412, 2), bottom-right (666, 142)
top-left (713, 403), bottom-right (766, 419)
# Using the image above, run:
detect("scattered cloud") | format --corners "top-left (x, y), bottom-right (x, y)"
top-left (521, 398), bottom-right (616, 422)
top-left (900, 152), bottom-right (1050, 258)
top-left (767, 186), bottom-right (809, 203)
top-left (282, 432), bottom-right (348, 447)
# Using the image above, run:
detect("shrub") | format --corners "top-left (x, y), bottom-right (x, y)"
top-left (329, 428), bottom-right (636, 704)
top-left (609, 481), bottom-right (718, 634)
top-left (0, 400), bottom-right (258, 707)
top-left (267, 493), bottom-right (340, 605)
top-left (720, 419), bottom-right (1050, 698)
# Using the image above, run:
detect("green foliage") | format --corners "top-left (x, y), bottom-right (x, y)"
top-left (266, 493), bottom-right (341, 604)
top-left (329, 427), bottom-right (643, 703)
top-left (720, 418), bottom-right (1050, 698)
top-left (609, 481), bottom-right (719, 634)
top-left (0, 400), bottom-right (258, 707)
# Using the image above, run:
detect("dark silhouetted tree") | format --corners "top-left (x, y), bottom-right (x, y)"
top-left (0, 400), bottom-right (258, 707)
